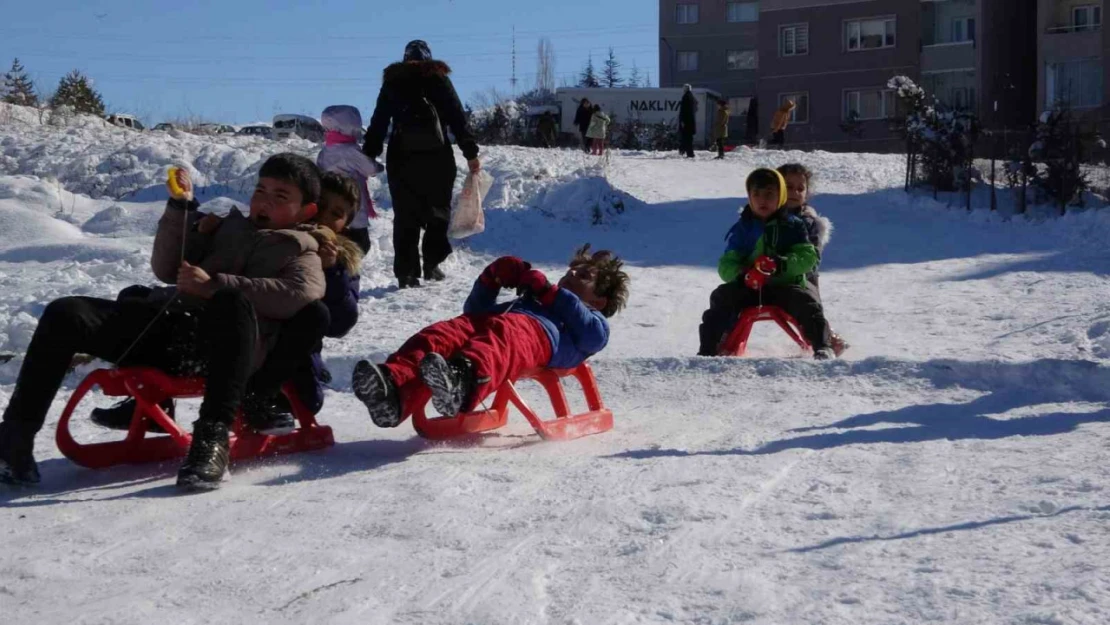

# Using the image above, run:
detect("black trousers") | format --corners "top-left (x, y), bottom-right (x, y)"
top-left (679, 132), bottom-right (695, 158)
top-left (249, 301), bottom-right (329, 397)
top-left (698, 281), bottom-right (831, 356)
top-left (580, 131), bottom-right (590, 153)
top-left (715, 139), bottom-right (726, 158)
top-left (1, 289), bottom-right (257, 435)
top-left (387, 151), bottom-right (456, 282)
top-left (771, 130), bottom-right (785, 147)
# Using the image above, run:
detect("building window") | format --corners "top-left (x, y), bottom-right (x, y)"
top-left (951, 16), bottom-right (975, 43)
top-left (727, 50), bottom-right (758, 70)
top-left (779, 92), bottom-right (809, 123)
top-left (846, 17), bottom-right (896, 51)
top-left (1073, 5), bottom-right (1102, 31)
top-left (677, 51), bottom-right (699, 71)
top-left (729, 97), bottom-right (752, 117)
top-left (1046, 58), bottom-right (1103, 108)
top-left (950, 86), bottom-right (977, 111)
top-left (676, 3), bottom-right (699, 24)
top-left (727, 2), bottom-right (759, 23)
top-left (844, 89), bottom-right (896, 120)
top-left (780, 24), bottom-right (809, 56)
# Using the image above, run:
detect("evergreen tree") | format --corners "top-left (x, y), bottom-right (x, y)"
top-left (50, 70), bottom-right (105, 117)
top-left (627, 62), bottom-right (642, 88)
top-left (2, 58), bottom-right (38, 107)
top-left (578, 55), bottom-right (600, 88)
top-left (602, 48), bottom-right (622, 88)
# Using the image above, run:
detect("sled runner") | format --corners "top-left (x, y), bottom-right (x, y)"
top-left (56, 367), bottom-right (335, 469)
top-left (719, 305), bottom-right (810, 357)
top-left (409, 362), bottom-right (613, 441)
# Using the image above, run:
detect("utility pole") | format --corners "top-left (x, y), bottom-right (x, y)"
top-left (510, 25), bottom-right (518, 97)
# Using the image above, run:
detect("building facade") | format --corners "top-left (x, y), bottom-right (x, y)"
top-left (1037, 0), bottom-right (1108, 130)
top-left (659, 0), bottom-right (1039, 151)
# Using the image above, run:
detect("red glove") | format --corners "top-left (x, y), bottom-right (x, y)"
top-left (743, 268), bottom-right (769, 290)
top-left (480, 256), bottom-right (531, 289)
top-left (521, 269), bottom-right (558, 306)
top-left (754, 255), bottom-right (778, 275)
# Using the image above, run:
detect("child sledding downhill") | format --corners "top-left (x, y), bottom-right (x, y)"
top-left (352, 246), bottom-right (630, 427)
top-left (0, 154), bottom-right (327, 489)
top-left (697, 167), bottom-right (835, 359)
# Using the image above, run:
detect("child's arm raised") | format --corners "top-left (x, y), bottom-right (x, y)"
top-left (152, 168), bottom-right (208, 283)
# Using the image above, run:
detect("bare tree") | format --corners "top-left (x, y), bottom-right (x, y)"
top-left (535, 38), bottom-right (557, 94)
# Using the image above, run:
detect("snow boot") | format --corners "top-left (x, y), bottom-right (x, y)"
top-left (423, 265), bottom-right (446, 282)
top-left (830, 333), bottom-right (850, 358)
top-left (352, 360), bottom-right (402, 428)
top-left (240, 392), bottom-right (295, 434)
top-left (419, 353), bottom-right (476, 418)
top-left (398, 276), bottom-right (421, 289)
top-left (814, 348), bottom-right (835, 361)
top-left (91, 398), bottom-right (175, 433)
top-left (0, 422), bottom-right (40, 486)
top-left (176, 420), bottom-right (230, 491)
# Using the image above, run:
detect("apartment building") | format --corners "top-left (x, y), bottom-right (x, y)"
top-left (1037, 0), bottom-right (1108, 128)
top-left (659, 0), bottom-right (1037, 151)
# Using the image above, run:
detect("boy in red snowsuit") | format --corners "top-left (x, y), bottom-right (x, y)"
top-left (352, 245), bottom-right (630, 426)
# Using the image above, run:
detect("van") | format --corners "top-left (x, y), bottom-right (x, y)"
top-left (272, 114), bottom-right (325, 143)
top-left (237, 125), bottom-right (274, 139)
top-left (107, 114), bottom-right (145, 131)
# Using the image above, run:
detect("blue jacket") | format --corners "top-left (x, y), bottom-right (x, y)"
top-left (463, 279), bottom-right (609, 369)
top-left (296, 265), bottom-right (360, 414)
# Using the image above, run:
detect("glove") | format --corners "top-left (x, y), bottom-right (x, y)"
top-left (520, 269), bottom-right (558, 306)
top-left (743, 268), bottom-right (769, 290)
top-left (754, 255), bottom-right (778, 275)
top-left (479, 256), bottom-right (531, 289)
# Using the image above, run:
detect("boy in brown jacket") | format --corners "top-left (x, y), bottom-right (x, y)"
top-left (0, 153), bottom-right (326, 491)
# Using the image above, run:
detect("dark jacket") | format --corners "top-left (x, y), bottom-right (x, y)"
top-left (463, 279), bottom-right (610, 370)
top-left (301, 236), bottom-right (362, 413)
top-left (718, 206), bottom-right (818, 288)
top-left (363, 60), bottom-right (479, 163)
top-left (679, 92), bottom-right (698, 135)
top-left (573, 102), bottom-right (593, 134)
top-left (789, 204), bottom-right (832, 284)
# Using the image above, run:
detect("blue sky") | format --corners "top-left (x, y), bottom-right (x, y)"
top-left (1, 0), bottom-right (658, 125)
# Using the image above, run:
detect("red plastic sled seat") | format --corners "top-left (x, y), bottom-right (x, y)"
top-left (56, 367), bottom-right (335, 469)
top-left (408, 362), bottom-right (613, 441)
top-left (719, 305), bottom-right (811, 357)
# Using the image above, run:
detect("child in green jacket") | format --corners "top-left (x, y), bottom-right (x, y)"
top-left (697, 168), bottom-right (834, 359)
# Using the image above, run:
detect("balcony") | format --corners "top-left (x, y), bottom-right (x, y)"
top-left (1045, 1), bottom-right (1102, 34)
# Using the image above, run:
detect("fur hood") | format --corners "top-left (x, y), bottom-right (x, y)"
top-left (799, 205), bottom-right (833, 249)
top-left (306, 225), bottom-right (364, 275)
top-left (383, 60), bottom-right (452, 84)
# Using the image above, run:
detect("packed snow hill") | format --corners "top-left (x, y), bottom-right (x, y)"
top-left (2, 107), bottom-right (1110, 624)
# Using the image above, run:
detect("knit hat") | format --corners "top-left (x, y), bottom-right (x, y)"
top-left (745, 168), bottom-right (787, 209)
top-left (404, 40), bottom-right (432, 62)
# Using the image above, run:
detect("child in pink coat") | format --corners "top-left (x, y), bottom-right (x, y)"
top-left (316, 105), bottom-right (383, 254)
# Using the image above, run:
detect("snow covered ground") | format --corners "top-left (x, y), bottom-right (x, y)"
top-left (2, 109), bottom-right (1110, 624)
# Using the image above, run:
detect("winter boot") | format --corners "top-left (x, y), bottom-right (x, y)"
top-left (352, 360), bottom-right (402, 428)
top-left (399, 276), bottom-right (422, 289)
top-left (830, 333), bottom-right (850, 358)
top-left (239, 392), bottom-right (295, 434)
top-left (423, 265), bottom-right (446, 282)
top-left (91, 398), bottom-right (176, 433)
top-left (419, 353), bottom-right (476, 418)
top-left (0, 422), bottom-right (40, 486)
top-left (813, 348), bottom-right (835, 361)
top-left (176, 420), bottom-right (230, 491)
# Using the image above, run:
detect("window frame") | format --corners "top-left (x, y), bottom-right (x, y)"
top-left (780, 23), bottom-right (809, 57)
top-left (1046, 58), bottom-right (1104, 109)
top-left (675, 3), bottom-right (700, 25)
top-left (728, 96), bottom-right (753, 117)
top-left (726, 1), bottom-right (759, 23)
top-left (677, 50), bottom-right (700, 72)
top-left (778, 92), bottom-right (809, 124)
top-left (951, 16), bottom-right (975, 43)
top-left (726, 49), bottom-right (759, 70)
top-left (845, 16), bottom-right (897, 52)
top-left (1072, 5), bottom-right (1102, 31)
top-left (843, 88), bottom-right (896, 121)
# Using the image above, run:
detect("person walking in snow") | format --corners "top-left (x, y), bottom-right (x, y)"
top-left (363, 40), bottom-right (481, 289)
top-left (317, 105), bottom-right (383, 255)
top-left (536, 111), bottom-right (558, 148)
top-left (768, 100), bottom-right (795, 148)
top-left (573, 98), bottom-right (593, 153)
top-left (678, 84), bottom-right (698, 159)
top-left (351, 245), bottom-right (630, 428)
top-left (586, 105), bottom-right (611, 156)
top-left (711, 100), bottom-right (730, 160)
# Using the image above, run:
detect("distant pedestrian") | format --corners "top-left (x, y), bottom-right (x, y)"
top-left (586, 105), bottom-right (611, 156)
top-left (711, 100), bottom-right (730, 160)
top-left (678, 84), bottom-right (697, 158)
top-left (536, 111), bottom-right (558, 148)
top-left (769, 100), bottom-right (796, 148)
top-left (574, 98), bottom-right (593, 153)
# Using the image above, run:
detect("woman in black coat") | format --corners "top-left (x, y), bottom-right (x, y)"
top-left (363, 40), bottom-right (481, 289)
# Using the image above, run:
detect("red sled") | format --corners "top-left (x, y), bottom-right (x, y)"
top-left (719, 305), bottom-right (811, 357)
top-left (408, 362), bottom-right (613, 441)
top-left (56, 367), bottom-right (335, 469)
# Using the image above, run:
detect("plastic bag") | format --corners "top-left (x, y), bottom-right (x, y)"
top-left (449, 170), bottom-right (493, 239)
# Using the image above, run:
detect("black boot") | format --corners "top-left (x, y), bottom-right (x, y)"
top-left (0, 422), bottom-right (40, 486)
top-left (419, 353), bottom-right (476, 418)
top-left (239, 392), bottom-right (295, 433)
top-left (176, 420), bottom-right (230, 491)
top-left (352, 360), bottom-right (402, 427)
top-left (423, 265), bottom-right (446, 282)
top-left (398, 276), bottom-right (422, 289)
top-left (91, 398), bottom-right (176, 433)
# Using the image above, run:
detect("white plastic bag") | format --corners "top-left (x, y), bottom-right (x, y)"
top-left (449, 170), bottom-right (493, 239)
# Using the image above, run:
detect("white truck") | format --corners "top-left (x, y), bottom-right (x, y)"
top-left (554, 87), bottom-right (723, 148)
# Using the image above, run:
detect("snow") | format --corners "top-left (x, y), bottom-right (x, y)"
top-left (2, 104), bottom-right (1110, 624)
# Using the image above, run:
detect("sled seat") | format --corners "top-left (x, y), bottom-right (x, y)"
top-left (56, 367), bottom-right (334, 469)
top-left (719, 305), bottom-right (811, 357)
top-left (408, 362), bottom-right (613, 441)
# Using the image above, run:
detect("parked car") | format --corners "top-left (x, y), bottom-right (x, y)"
top-left (107, 114), bottom-right (144, 131)
top-left (152, 122), bottom-right (176, 132)
top-left (196, 123), bottom-right (236, 135)
top-left (236, 125), bottom-right (274, 139)
top-left (272, 114), bottom-right (325, 143)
